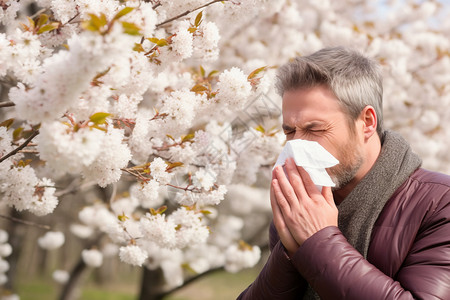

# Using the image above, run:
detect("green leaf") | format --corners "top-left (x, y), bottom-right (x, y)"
top-left (118, 213), bottom-right (129, 222)
top-left (81, 21), bottom-right (97, 32)
top-left (238, 240), bottom-right (253, 251)
top-left (122, 21), bottom-right (141, 35)
top-left (146, 37), bottom-right (169, 47)
top-left (150, 205), bottom-right (167, 215)
top-left (194, 11), bottom-right (203, 27)
top-left (81, 13), bottom-right (107, 32)
top-left (247, 66), bottom-right (267, 80)
top-left (17, 159), bottom-right (32, 168)
top-left (0, 119), bottom-right (14, 129)
top-left (90, 14), bottom-right (103, 29)
top-left (100, 13), bottom-right (108, 28)
top-left (182, 133), bottom-right (195, 142)
top-left (182, 263), bottom-right (198, 274)
top-left (207, 70), bottom-right (219, 78)
top-left (93, 13), bottom-right (108, 28)
top-left (199, 65), bottom-right (205, 77)
top-left (188, 27), bottom-right (197, 34)
top-left (166, 134), bottom-right (175, 141)
top-left (191, 84), bottom-right (208, 93)
top-left (13, 127), bottom-right (23, 141)
top-left (36, 14), bottom-right (49, 28)
top-left (92, 67), bottom-right (111, 84)
top-left (156, 39), bottom-right (168, 47)
top-left (37, 22), bottom-right (59, 35)
top-left (90, 112), bottom-right (111, 125)
top-left (113, 7), bottom-right (134, 21)
top-left (26, 16), bottom-right (35, 29)
top-left (133, 43), bottom-right (145, 52)
top-left (147, 37), bottom-right (160, 44)
top-left (166, 161), bottom-right (184, 171)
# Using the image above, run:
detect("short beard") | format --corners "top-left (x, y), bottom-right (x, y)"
top-left (330, 153), bottom-right (363, 190)
top-left (329, 126), bottom-right (364, 190)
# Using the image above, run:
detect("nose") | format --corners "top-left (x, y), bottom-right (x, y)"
top-left (293, 130), bottom-right (304, 140)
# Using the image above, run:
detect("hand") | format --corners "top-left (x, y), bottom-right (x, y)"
top-left (271, 158), bottom-right (338, 250)
top-left (270, 183), bottom-right (300, 257)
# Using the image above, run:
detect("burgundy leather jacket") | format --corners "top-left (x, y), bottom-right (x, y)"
top-left (238, 168), bottom-right (450, 299)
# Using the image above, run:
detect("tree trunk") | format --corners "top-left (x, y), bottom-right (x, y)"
top-left (138, 267), bottom-right (166, 300)
top-left (58, 258), bottom-right (87, 300)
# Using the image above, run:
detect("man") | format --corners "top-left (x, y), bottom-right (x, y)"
top-left (238, 47), bottom-right (450, 299)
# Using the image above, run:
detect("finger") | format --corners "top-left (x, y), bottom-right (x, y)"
top-left (296, 165), bottom-right (321, 197)
top-left (284, 157), bottom-right (300, 184)
top-left (270, 184), bottom-right (284, 226)
top-left (321, 186), bottom-right (335, 206)
top-left (270, 184), bottom-right (300, 255)
top-left (270, 181), bottom-right (290, 234)
top-left (285, 158), bottom-right (309, 200)
top-left (273, 165), bottom-right (300, 210)
top-left (271, 178), bottom-right (291, 213)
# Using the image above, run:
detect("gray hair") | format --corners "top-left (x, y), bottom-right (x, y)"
top-left (276, 47), bottom-right (384, 137)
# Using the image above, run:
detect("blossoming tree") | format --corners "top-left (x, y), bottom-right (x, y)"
top-left (0, 0), bottom-right (449, 299)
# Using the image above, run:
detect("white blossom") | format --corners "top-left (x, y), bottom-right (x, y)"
top-left (216, 67), bottom-right (252, 109)
top-left (37, 122), bottom-right (105, 174)
top-left (150, 157), bottom-right (173, 185)
top-left (111, 196), bottom-right (139, 216)
top-left (161, 260), bottom-right (183, 288)
top-left (82, 249), bottom-right (103, 268)
top-left (70, 224), bottom-right (94, 239)
top-left (78, 204), bottom-right (117, 231)
top-left (52, 269), bottom-right (70, 284)
top-left (0, 231), bottom-right (8, 244)
top-left (159, 89), bottom-right (199, 134)
top-left (0, 244), bottom-right (12, 258)
top-left (102, 243), bottom-right (119, 257)
top-left (192, 168), bottom-right (216, 190)
top-left (168, 207), bottom-right (209, 248)
top-left (0, 259), bottom-right (10, 273)
top-left (0, 273), bottom-right (7, 286)
top-left (140, 213), bottom-right (177, 249)
top-left (130, 181), bottom-right (163, 209)
top-left (171, 28), bottom-right (194, 59)
top-left (81, 126), bottom-right (131, 187)
top-left (224, 243), bottom-right (261, 273)
top-left (38, 231), bottom-right (65, 250)
top-left (119, 245), bottom-right (148, 266)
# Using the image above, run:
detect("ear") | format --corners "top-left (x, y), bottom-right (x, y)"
top-left (359, 105), bottom-right (377, 140)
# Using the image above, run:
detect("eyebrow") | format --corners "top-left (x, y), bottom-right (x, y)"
top-left (282, 121), bottom-right (324, 132)
top-left (282, 124), bottom-right (295, 132)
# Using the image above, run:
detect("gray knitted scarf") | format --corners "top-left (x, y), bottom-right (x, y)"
top-left (304, 130), bottom-right (422, 299)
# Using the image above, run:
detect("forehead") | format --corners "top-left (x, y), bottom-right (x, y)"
top-left (282, 87), bottom-right (345, 124)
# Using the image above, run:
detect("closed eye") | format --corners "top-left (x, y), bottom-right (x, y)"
top-left (284, 130), bottom-right (295, 136)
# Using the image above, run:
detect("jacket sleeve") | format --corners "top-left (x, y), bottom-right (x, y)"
top-left (237, 222), bottom-right (307, 299)
top-left (291, 207), bottom-right (450, 300)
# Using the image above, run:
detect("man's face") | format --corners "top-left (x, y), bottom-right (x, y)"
top-left (282, 85), bottom-right (364, 189)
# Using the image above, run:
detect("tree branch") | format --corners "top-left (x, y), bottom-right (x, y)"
top-left (152, 2), bottom-right (161, 10)
top-left (0, 101), bottom-right (14, 108)
top-left (54, 179), bottom-right (96, 198)
top-left (156, 0), bottom-right (233, 28)
top-left (0, 130), bottom-right (39, 164)
top-left (30, 8), bottom-right (50, 20)
top-left (0, 214), bottom-right (51, 230)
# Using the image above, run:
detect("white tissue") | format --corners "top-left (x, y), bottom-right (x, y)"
top-left (273, 139), bottom-right (339, 187)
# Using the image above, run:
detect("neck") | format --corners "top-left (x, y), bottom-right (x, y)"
top-left (333, 132), bottom-right (382, 205)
